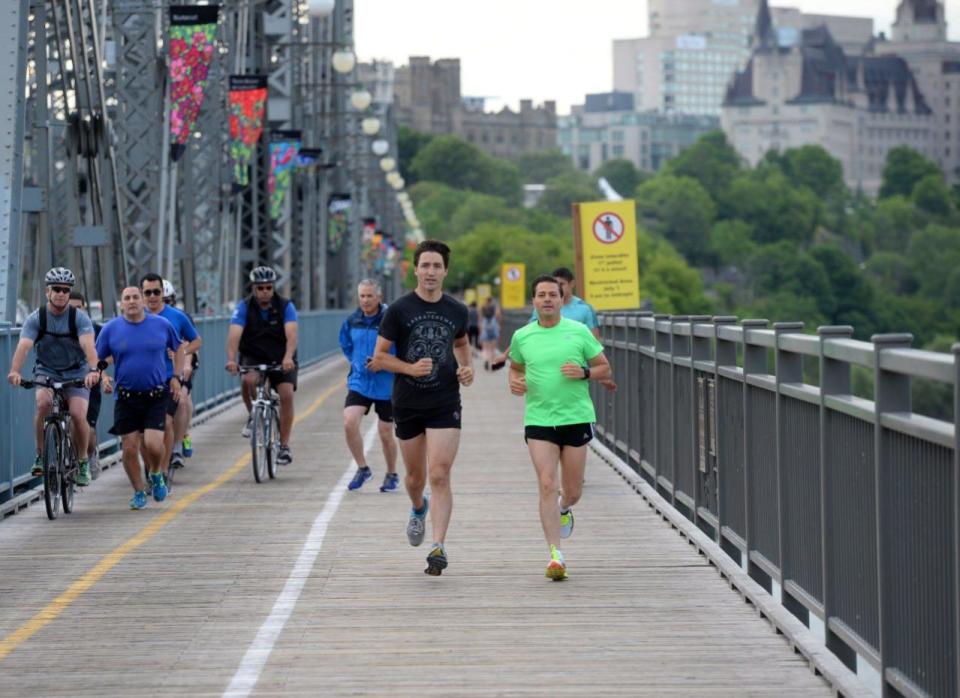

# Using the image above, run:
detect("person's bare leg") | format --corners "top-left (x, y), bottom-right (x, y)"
top-left (277, 383), bottom-right (295, 446)
top-left (241, 372), bottom-right (257, 413)
top-left (399, 434), bottom-right (427, 510)
top-left (67, 396), bottom-right (90, 458)
top-left (424, 428), bottom-right (461, 544)
top-left (378, 419), bottom-right (397, 473)
top-left (343, 405), bottom-right (368, 467)
top-left (528, 439), bottom-right (563, 548)
top-left (34, 389), bottom-right (54, 452)
top-left (142, 428), bottom-right (165, 475)
top-left (161, 414), bottom-right (175, 477)
top-left (559, 445), bottom-right (587, 511)
top-left (121, 433), bottom-right (146, 491)
top-left (173, 393), bottom-right (192, 449)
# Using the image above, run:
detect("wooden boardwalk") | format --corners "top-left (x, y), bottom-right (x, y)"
top-left (0, 358), bottom-right (837, 696)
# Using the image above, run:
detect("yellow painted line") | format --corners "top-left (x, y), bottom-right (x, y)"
top-left (0, 378), bottom-right (345, 662)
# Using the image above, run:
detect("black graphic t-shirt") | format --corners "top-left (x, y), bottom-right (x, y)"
top-left (379, 291), bottom-right (468, 409)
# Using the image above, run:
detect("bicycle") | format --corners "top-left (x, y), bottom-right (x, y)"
top-left (20, 377), bottom-right (87, 520)
top-left (238, 365), bottom-right (282, 483)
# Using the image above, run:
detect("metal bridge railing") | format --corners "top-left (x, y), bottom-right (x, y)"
top-left (591, 311), bottom-right (958, 698)
top-left (1, 310), bottom-right (349, 506)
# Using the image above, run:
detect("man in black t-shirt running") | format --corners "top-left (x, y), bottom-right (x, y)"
top-left (371, 239), bottom-right (474, 576)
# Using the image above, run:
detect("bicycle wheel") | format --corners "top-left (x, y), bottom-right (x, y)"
top-left (266, 408), bottom-right (280, 480)
top-left (61, 436), bottom-right (76, 514)
top-left (42, 424), bottom-right (62, 520)
top-left (250, 407), bottom-right (267, 483)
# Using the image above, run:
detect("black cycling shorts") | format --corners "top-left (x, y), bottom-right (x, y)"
top-left (393, 402), bottom-right (461, 440)
top-left (111, 389), bottom-right (168, 436)
top-left (240, 355), bottom-right (298, 391)
top-left (524, 423), bottom-right (594, 449)
top-left (345, 390), bottom-right (393, 422)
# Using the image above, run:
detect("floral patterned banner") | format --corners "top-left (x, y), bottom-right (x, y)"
top-left (327, 193), bottom-right (351, 255)
top-left (268, 130), bottom-right (301, 223)
top-left (228, 75), bottom-right (267, 191)
top-left (168, 5), bottom-right (220, 162)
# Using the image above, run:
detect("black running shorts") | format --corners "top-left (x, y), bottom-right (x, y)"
top-left (524, 423), bottom-right (594, 449)
top-left (393, 402), bottom-right (461, 440)
top-left (111, 389), bottom-right (169, 436)
top-left (345, 390), bottom-right (393, 422)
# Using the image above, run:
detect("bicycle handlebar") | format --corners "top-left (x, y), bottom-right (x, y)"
top-left (237, 364), bottom-right (284, 374)
top-left (19, 377), bottom-right (88, 391)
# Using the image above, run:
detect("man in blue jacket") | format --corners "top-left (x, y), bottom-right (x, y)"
top-left (340, 280), bottom-right (398, 491)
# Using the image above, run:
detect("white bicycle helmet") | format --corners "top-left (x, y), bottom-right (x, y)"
top-left (249, 266), bottom-right (277, 283)
top-left (162, 279), bottom-right (176, 299)
top-left (45, 267), bottom-right (76, 287)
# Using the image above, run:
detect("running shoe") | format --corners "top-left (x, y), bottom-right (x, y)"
top-left (89, 450), bottom-right (100, 480)
top-left (241, 416), bottom-right (252, 438)
top-left (182, 435), bottom-right (193, 457)
top-left (379, 472), bottom-right (400, 493)
top-left (76, 459), bottom-right (91, 487)
top-left (347, 466), bottom-right (372, 491)
top-left (170, 452), bottom-right (185, 470)
top-left (546, 545), bottom-right (567, 581)
top-left (406, 496), bottom-right (429, 546)
top-left (276, 446), bottom-right (292, 465)
top-left (31, 454), bottom-right (43, 477)
top-left (129, 490), bottom-right (147, 510)
top-left (425, 543), bottom-right (448, 576)
top-left (150, 472), bottom-right (167, 503)
top-left (559, 506), bottom-right (575, 540)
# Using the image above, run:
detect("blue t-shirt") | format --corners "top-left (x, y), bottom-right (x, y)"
top-left (230, 299), bottom-right (298, 326)
top-left (96, 315), bottom-right (181, 392)
top-left (530, 296), bottom-right (598, 330)
top-left (154, 305), bottom-right (197, 378)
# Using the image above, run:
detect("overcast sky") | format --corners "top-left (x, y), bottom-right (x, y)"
top-left (354, 0), bottom-right (960, 115)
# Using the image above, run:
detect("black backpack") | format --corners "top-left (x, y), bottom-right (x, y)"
top-left (35, 305), bottom-right (79, 344)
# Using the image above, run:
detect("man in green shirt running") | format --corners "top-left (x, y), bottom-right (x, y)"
top-left (508, 275), bottom-right (611, 581)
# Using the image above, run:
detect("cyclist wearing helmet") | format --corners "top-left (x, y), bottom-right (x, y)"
top-left (7, 267), bottom-right (101, 486)
top-left (225, 266), bottom-right (299, 465)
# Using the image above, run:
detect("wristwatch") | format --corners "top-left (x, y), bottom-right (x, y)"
top-left (582, 366), bottom-right (591, 380)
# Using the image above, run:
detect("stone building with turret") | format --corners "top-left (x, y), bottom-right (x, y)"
top-left (721, 0), bottom-right (959, 193)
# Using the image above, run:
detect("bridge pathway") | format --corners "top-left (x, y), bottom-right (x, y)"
top-left (0, 358), bottom-right (832, 696)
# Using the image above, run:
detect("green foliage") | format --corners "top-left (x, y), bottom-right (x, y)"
top-left (864, 252), bottom-right (912, 294)
top-left (537, 171), bottom-right (599, 218)
top-left (710, 219), bottom-right (756, 267)
top-left (664, 131), bottom-right (742, 204)
top-left (397, 125), bottom-right (432, 183)
top-left (879, 145), bottom-right (941, 200)
top-left (410, 135), bottom-right (521, 205)
top-left (515, 149), bottom-right (576, 183)
top-left (906, 224), bottom-right (960, 301)
top-left (778, 145), bottom-right (847, 200)
top-left (593, 159), bottom-right (643, 199)
top-left (809, 245), bottom-right (877, 333)
top-left (726, 171), bottom-right (820, 245)
top-left (448, 223), bottom-right (572, 289)
top-left (748, 241), bottom-right (834, 319)
top-left (870, 195), bottom-right (921, 253)
top-left (912, 173), bottom-right (954, 218)
top-left (635, 175), bottom-right (716, 264)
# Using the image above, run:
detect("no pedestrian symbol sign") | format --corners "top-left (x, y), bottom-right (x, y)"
top-left (506, 266), bottom-right (521, 281)
top-left (592, 212), bottom-right (625, 244)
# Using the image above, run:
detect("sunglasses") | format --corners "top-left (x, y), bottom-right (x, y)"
top-left (49, 286), bottom-right (71, 294)
top-left (143, 288), bottom-right (163, 296)
top-left (256, 285), bottom-right (274, 291)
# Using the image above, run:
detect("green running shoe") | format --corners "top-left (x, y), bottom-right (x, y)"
top-left (31, 453), bottom-right (43, 477)
top-left (559, 507), bottom-right (574, 539)
top-left (546, 545), bottom-right (567, 581)
top-left (76, 459), bottom-right (91, 487)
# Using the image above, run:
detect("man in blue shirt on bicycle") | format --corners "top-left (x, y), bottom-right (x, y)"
top-left (7, 268), bottom-right (101, 486)
top-left (340, 279), bottom-right (398, 492)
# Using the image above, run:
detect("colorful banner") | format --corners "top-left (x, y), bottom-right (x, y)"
top-left (228, 75), bottom-right (267, 191)
top-left (327, 193), bottom-right (352, 255)
top-left (572, 199), bottom-right (641, 310)
top-left (500, 263), bottom-right (526, 309)
top-left (168, 5), bottom-right (219, 161)
top-left (268, 130), bottom-right (301, 224)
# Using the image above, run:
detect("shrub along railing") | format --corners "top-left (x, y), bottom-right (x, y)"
top-left (591, 311), bottom-right (958, 698)
top-left (0, 310), bottom-right (349, 507)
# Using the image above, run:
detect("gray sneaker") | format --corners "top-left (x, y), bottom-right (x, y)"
top-left (406, 496), bottom-right (429, 547)
top-left (89, 450), bottom-right (101, 480)
top-left (241, 416), bottom-right (252, 438)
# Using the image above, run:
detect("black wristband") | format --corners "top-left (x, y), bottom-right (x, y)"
top-left (582, 366), bottom-right (591, 380)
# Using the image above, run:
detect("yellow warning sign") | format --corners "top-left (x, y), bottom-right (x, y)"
top-left (500, 263), bottom-right (526, 309)
top-left (573, 200), bottom-right (641, 311)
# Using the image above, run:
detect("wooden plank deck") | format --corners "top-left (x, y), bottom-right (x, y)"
top-left (0, 357), bottom-right (834, 696)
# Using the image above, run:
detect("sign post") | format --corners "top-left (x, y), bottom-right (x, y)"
top-left (500, 263), bottom-right (526, 309)
top-left (572, 200), bottom-right (641, 310)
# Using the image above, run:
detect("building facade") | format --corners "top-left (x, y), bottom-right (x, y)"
top-left (721, 0), bottom-right (958, 193)
top-left (558, 92), bottom-right (718, 173)
top-left (613, 0), bottom-right (873, 117)
top-left (392, 56), bottom-right (557, 160)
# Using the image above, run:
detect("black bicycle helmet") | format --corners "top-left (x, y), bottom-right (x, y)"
top-left (249, 266), bottom-right (277, 283)
top-left (44, 267), bottom-right (76, 287)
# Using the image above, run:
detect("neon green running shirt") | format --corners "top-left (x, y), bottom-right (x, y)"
top-left (509, 317), bottom-right (604, 427)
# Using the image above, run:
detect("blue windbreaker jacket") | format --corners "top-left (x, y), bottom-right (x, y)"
top-left (339, 304), bottom-right (394, 400)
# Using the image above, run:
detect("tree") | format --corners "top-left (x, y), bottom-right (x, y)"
top-left (449, 223), bottom-right (572, 289)
top-left (515, 149), bottom-right (576, 183)
top-left (410, 135), bottom-right (521, 204)
top-left (912, 173), bottom-right (953, 218)
top-left (864, 252), bottom-right (912, 295)
top-left (635, 175), bottom-right (716, 265)
top-left (781, 145), bottom-right (847, 201)
top-left (664, 131), bottom-right (742, 204)
top-left (906, 223), bottom-right (960, 300)
top-left (536, 171), bottom-right (599, 218)
top-left (870, 195), bottom-right (921, 253)
top-left (593, 159), bottom-right (643, 199)
top-left (726, 171), bottom-right (820, 246)
top-left (710, 219), bottom-right (756, 268)
top-left (879, 146), bottom-right (941, 199)
top-left (809, 245), bottom-right (876, 333)
top-left (748, 241), bottom-right (835, 319)
top-left (397, 125), bottom-right (432, 183)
